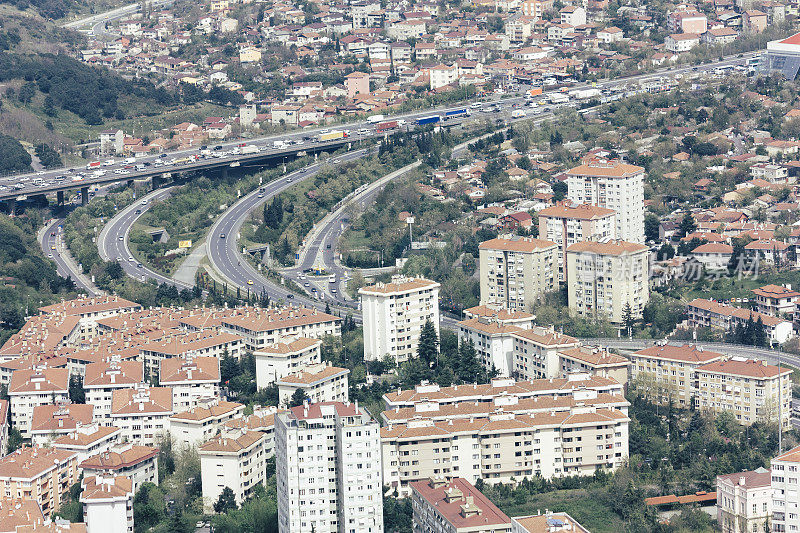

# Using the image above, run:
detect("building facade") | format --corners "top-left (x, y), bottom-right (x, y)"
top-left (360, 276), bottom-right (440, 363)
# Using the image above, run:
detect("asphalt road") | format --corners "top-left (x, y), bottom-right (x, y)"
top-left (39, 218), bottom-right (102, 294)
top-left (1, 52), bottom-right (756, 204)
top-left (205, 148), bottom-right (372, 309)
top-left (98, 186), bottom-right (193, 290)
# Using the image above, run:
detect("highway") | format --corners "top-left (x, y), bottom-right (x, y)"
top-left (39, 218), bottom-right (103, 295)
top-left (205, 149), bottom-right (373, 307)
top-left (1, 52), bottom-right (756, 208)
top-left (98, 186), bottom-right (193, 289)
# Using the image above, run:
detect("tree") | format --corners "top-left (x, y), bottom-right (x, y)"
top-left (220, 346), bottom-right (239, 385)
top-left (679, 212), bottom-right (696, 238)
top-left (622, 303), bottom-right (635, 334)
top-left (552, 181), bottom-right (568, 202)
top-left (644, 213), bottom-right (661, 242)
top-left (289, 388), bottom-right (309, 407)
top-left (166, 512), bottom-right (192, 533)
top-left (416, 319), bottom-right (439, 367)
top-left (69, 375), bottom-right (85, 403)
top-left (457, 339), bottom-right (483, 383)
top-left (213, 487), bottom-right (238, 514)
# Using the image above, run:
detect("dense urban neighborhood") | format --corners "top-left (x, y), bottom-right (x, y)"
top-left (6, 0), bottom-right (800, 530)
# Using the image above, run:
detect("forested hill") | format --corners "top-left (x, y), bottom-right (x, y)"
top-left (0, 52), bottom-right (177, 124)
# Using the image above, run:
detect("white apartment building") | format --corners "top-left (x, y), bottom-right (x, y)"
top-left (200, 429), bottom-right (266, 511)
top-left (31, 403), bottom-right (94, 446)
top-left (479, 237), bottom-right (558, 312)
top-left (566, 240), bottom-right (650, 323)
top-left (53, 423), bottom-right (122, 465)
top-left (219, 307), bottom-right (341, 350)
top-left (110, 384), bottom-right (174, 446)
top-left (381, 387), bottom-right (629, 426)
top-left (276, 363), bottom-right (350, 406)
top-left (254, 337), bottom-right (322, 387)
top-left (457, 318), bottom-right (522, 377)
top-left (169, 398), bottom-right (244, 450)
top-left (382, 407), bottom-right (629, 497)
top-left (84, 360), bottom-right (144, 424)
top-left (80, 474), bottom-right (134, 533)
top-left (276, 401), bottom-right (384, 533)
top-left (158, 356), bottom-right (220, 412)
top-left (138, 330), bottom-right (242, 379)
top-left (716, 467), bottom-right (771, 533)
top-left (695, 357), bottom-right (791, 429)
top-left (223, 405), bottom-right (284, 458)
top-left (629, 343), bottom-right (723, 408)
top-left (556, 346), bottom-right (630, 385)
top-left (771, 445), bottom-right (800, 533)
top-left (462, 305), bottom-right (535, 328)
top-left (0, 446), bottom-right (79, 518)
top-left (687, 298), bottom-right (795, 345)
top-left (382, 375), bottom-right (625, 411)
top-left (39, 295), bottom-right (141, 340)
top-left (9, 366), bottom-right (70, 438)
top-left (566, 160), bottom-right (645, 243)
top-left (410, 477), bottom-right (512, 533)
top-left (360, 276), bottom-right (440, 363)
top-left (79, 443), bottom-right (159, 494)
top-left (538, 202), bottom-right (616, 282)
top-left (510, 327), bottom-right (580, 380)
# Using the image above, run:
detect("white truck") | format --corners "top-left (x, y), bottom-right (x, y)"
top-left (568, 88), bottom-right (601, 100)
top-left (511, 109), bottom-right (526, 119)
top-left (241, 145), bottom-right (259, 154)
top-left (367, 114), bottom-right (385, 124)
top-left (548, 93), bottom-right (569, 104)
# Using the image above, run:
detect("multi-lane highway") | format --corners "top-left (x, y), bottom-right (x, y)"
top-left (98, 186), bottom-right (194, 289)
top-left (39, 218), bottom-right (103, 295)
top-left (2, 51), bottom-right (756, 209)
top-left (205, 149), bottom-right (373, 307)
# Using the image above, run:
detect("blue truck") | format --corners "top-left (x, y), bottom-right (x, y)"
top-left (444, 108), bottom-right (470, 120)
top-left (415, 115), bottom-right (442, 126)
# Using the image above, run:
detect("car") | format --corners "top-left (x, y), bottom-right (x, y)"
top-left (141, 199), bottom-right (147, 205)
top-left (50, 232), bottom-right (55, 236)
top-left (137, 263), bottom-right (143, 268)
top-left (51, 245), bottom-right (56, 250)
top-left (326, 244), bottom-right (331, 249)
top-left (48, 253), bottom-right (53, 258)
top-left (247, 280), bottom-right (253, 285)
top-left (219, 233), bottom-right (226, 239)
top-left (298, 273), bottom-right (306, 279)
top-left (331, 288), bottom-right (337, 294)
top-left (304, 282), bottom-right (310, 287)
top-left (135, 209), bottom-right (141, 215)
top-left (128, 257), bottom-right (135, 262)
top-left (333, 159), bottom-right (341, 164)
top-left (470, 102), bottom-right (482, 109)
top-left (118, 235), bottom-right (124, 241)
top-left (258, 193), bottom-right (264, 198)
top-left (287, 293), bottom-right (294, 299)
top-left (286, 177), bottom-right (292, 182)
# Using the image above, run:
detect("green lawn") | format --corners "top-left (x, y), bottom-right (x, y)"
top-left (492, 488), bottom-right (625, 533)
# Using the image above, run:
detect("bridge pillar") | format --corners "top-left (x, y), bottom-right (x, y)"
top-left (127, 179), bottom-right (134, 188)
top-left (347, 142), bottom-right (352, 150)
top-left (81, 187), bottom-right (89, 206)
top-left (152, 175), bottom-right (161, 190)
top-left (5, 200), bottom-right (15, 216)
top-left (56, 190), bottom-right (64, 205)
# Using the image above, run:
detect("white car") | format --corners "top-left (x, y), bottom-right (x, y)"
top-left (470, 102), bottom-right (482, 109)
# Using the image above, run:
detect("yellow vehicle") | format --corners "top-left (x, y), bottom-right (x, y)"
top-left (247, 280), bottom-right (253, 285)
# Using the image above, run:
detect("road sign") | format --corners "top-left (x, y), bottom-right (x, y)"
top-left (179, 240), bottom-right (192, 249)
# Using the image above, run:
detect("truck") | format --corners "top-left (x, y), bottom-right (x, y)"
top-left (241, 145), bottom-right (259, 154)
top-left (511, 109), bottom-right (526, 119)
top-left (548, 93), bottom-right (569, 104)
top-left (318, 131), bottom-right (347, 142)
top-left (86, 161), bottom-right (102, 170)
top-left (416, 115), bottom-right (441, 126)
top-left (367, 114), bottom-right (385, 124)
top-left (377, 120), bottom-right (399, 133)
top-left (525, 87), bottom-right (543, 99)
top-left (568, 88), bottom-right (601, 100)
top-left (444, 108), bottom-right (470, 120)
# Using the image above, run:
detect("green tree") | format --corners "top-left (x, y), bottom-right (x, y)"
top-left (213, 487), bottom-right (238, 514)
top-left (220, 346), bottom-right (239, 384)
top-left (69, 375), bottom-right (85, 403)
top-left (644, 213), bottom-right (661, 242)
top-left (457, 339), bottom-right (483, 383)
top-left (679, 212), bottom-right (696, 238)
top-left (289, 387), bottom-right (309, 407)
top-left (552, 181), bottom-right (568, 201)
top-left (416, 319), bottom-right (439, 367)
